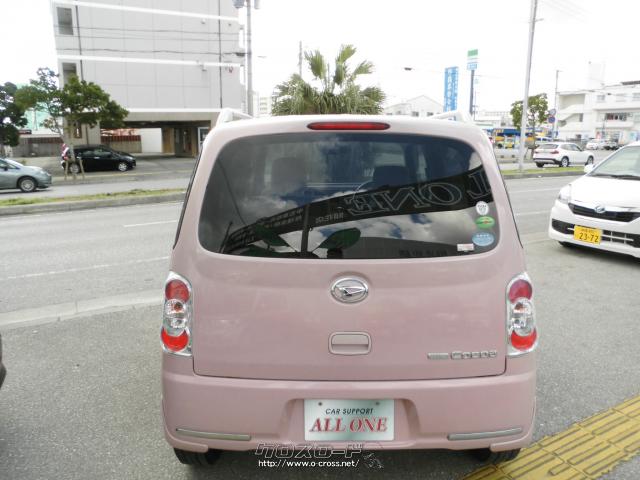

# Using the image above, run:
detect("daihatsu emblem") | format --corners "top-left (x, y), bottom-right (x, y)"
top-left (331, 278), bottom-right (368, 303)
top-left (594, 205), bottom-right (606, 214)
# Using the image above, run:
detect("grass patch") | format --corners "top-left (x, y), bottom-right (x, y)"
top-left (0, 188), bottom-right (185, 207)
top-left (502, 166), bottom-right (584, 176)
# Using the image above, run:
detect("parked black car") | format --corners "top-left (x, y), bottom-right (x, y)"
top-left (61, 145), bottom-right (136, 173)
top-left (0, 333), bottom-right (6, 390)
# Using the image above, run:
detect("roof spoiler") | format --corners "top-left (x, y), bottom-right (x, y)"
top-left (215, 108), bottom-right (252, 127)
top-left (430, 110), bottom-right (474, 124)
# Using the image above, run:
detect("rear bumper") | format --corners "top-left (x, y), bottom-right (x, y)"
top-left (532, 156), bottom-right (559, 165)
top-left (162, 354), bottom-right (536, 453)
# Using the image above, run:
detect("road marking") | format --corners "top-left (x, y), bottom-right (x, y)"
top-left (1, 256), bottom-right (170, 281)
top-left (123, 220), bottom-right (178, 228)
top-left (515, 211), bottom-right (549, 217)
top-left (463, 394), bottom-right (640, 480)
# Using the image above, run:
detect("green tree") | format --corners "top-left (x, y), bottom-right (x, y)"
top-left (0, 82), bottom-right (27, 154)
top-left (510, 93), bottom-right (549, 133)
top-left (272, 44), bottom-right (385, 115)
top-left (16, 68), bottom-right (128, 178)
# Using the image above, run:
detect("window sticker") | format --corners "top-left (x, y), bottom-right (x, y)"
top-left (472, 232), bottom-right (495, 247)
top-left (457, 243), bottom-right (475, 252)
top-left (475, 216), bottom-right (495, 229)
top-left (475, 201), bottom-right (490, 216)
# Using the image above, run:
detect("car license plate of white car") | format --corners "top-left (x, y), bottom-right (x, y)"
top-left (304, 399), bottom-right (394, 441)
top-left (573, 225), bottom-right (602, 244)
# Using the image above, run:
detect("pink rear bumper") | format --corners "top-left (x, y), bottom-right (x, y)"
top-left (162, 354), bottom-right (536, 453)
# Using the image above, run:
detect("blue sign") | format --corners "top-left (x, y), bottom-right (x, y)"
top-left (467, 62), bottom-right (478, 71)
top-left (444, 67), bottom-right (459, 112)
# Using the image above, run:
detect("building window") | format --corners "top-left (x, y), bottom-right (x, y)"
top-left (596, 95), bottom-right (605, 103)
top-left (57, 7), bottom-right (74, 35)
top-left (62, 63), bottom-right (77, 83)
top-left (73, 122), bottom-right (82, 139)
top-left (605, 113), bottom-right (628, 121)
top-left (633, 93), bottom-right (640, 101)
top-left (411, 111), bottom-right (419, 117)
top-left (578, 114), bottom-right (584, 122)
top-left (615, 93), bottom-right (627, 102)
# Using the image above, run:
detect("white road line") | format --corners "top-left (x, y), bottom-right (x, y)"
top-left (515, 210), bottom-right (549, 216)
top-left (123, 220), bottom-right (178, 228)
top-left (1, 256), bottom-right (170, 281)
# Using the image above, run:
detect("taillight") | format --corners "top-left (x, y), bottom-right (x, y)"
top-left (506, 273), bottom-right (537, 356)
top-left (307, 121), bottom-right (390, 130)
top-left (161, 272), bottom-right (192, 356)
top-left (550, 150), bottom-right (559, 154)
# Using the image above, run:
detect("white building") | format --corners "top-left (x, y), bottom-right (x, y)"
top-left (557, 80), bottom-right (640, 144)
top-left (474, 110), bottom-right (510, 130)
top-left (384, 95), bottom-right (442, 117)
top-left (51, 0), bottom-right (245, 156)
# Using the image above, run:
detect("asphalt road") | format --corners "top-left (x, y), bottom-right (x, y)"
top-left (0, 176), bottom-right (639, 479)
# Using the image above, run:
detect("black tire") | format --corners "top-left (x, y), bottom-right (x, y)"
top-left (18, 176), bottom-right (37, 193)
top-left (469, 448), bottom-right (521, 464)
top-left (560, 157), bottom-right (569, 168)
top-left (535, 162), bottom-right (544, 168)
top-left (586, 156), bottom-right (594, 165)
top-left (69, 163), bottom-right (80, 174)
top-left (117, 161), bottom-right (129, 172)
top-left (173, 448), bottom-right (220, 466)
top-left (559, 241), bottom-right (575, 248)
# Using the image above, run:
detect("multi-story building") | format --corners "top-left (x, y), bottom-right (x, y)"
top-left (557, 80), bottom-right (640, 144)
top-left (50, 0), bottom-right (245, 156)
top-left (384, 95), bottom-right (442, 118)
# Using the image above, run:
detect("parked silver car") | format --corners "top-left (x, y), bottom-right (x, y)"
top-left (0, 157), bottom-right (52, 192)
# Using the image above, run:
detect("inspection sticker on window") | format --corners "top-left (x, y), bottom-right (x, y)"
top-left (475, 201), bottom-right (490, 216)
top-left (457, 243), bottom-right (475, 252)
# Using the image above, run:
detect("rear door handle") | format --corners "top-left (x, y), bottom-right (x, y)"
top-left (329, 332), bottom-right (371, 355)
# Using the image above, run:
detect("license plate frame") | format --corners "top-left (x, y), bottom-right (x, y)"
top-left (573, 225), bottom-right (602, 244)
top-left (304, 399), bottom-right (394, 441)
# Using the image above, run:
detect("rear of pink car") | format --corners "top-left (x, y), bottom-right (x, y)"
top-left (161, 115), bottom-right (537, 463)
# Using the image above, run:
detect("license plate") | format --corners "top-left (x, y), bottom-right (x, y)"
top-left (573, 225), bottom-right (602, 244)
top-left (304, 399), bottom-right (394, 441)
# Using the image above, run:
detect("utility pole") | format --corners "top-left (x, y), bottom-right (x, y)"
top-left (298, 41), bottom-right (303, 77)
top-left (553, 69), bottom-right (560, 139)
top-left (518, 0), bottom-right (538, 173)
top-left (246, 0), bottom-right (254, 116)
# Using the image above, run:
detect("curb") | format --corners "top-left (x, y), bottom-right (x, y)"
top-left (0, 192), bottom-right (185, 216)
top-left (502, 171), bottom-right (583, 179)
top-left (0, 290), bottom-right (162, 330)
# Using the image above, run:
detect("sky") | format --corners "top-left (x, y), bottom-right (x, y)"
top-left (3, 0), bottom-right (640, 113)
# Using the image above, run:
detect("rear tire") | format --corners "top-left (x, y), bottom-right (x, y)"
top-left (69, 163), bottom-right (80, 175)
top-left (535, 162), bottom-right (544, 168)
top-left (18, 177), bottom-right (37, 193)
top-left (469, 448), bottom-right (521, 464)
top-left (117, 161), bottom-right (129, 172)
top-left (560, 157), bottom-right (569, 168)
top-left (173, 448), bottom-right (220, 466)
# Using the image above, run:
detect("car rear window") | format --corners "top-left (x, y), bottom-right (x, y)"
top-left (537, 143), bottom-right (558, 150)
top-left (198, 133), bottom-right (499, 259)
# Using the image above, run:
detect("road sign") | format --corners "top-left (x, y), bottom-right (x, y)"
top-left (548, 116), bottom-right (556, 123)
top-left (444, 67), bottom-right (459, 112)
top-left (467, 49), bottom-right (478, 71)
top-left (549, 108), bottom-right (557, 115)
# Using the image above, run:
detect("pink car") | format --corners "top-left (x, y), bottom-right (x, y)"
top-left (161, 114), bottom-right (537, 466)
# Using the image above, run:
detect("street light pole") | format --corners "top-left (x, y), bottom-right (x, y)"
top-left (519, 0), bottom-right (538, 173)
top-left (245, 0), bottom-right (254, 116)
top-left (553, 69), bottom-right (560, 139)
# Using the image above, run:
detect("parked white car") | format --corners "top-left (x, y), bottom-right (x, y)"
top-left (533, 142), bottom-right (594, 168)
top-left (548, 142), bottom-right (640, 258)
top-left (586, 140), bottom-right (618, 151)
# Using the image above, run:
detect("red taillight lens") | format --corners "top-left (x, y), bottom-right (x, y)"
top-left (165, 279), bottom-right (189, 302)
top-left (508, 279), bottom-right (533, 303)
top-left (307, 121), bottom-right (390, 131)
top-left (510, 329), bottom-right (537, 350)
top-left (507, 274), bottom-right (537, 356)
top-left (161, 329), bottom-right (189, 352)
top-left (162, 273), bottom-right (192, 355)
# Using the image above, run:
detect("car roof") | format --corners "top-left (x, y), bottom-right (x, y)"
top-left (211, 114), bottom-right (490, 149)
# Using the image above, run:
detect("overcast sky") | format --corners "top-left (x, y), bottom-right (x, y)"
top-left (3, 0), bottom-right (640, 112)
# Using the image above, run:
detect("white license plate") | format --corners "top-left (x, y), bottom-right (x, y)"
top-left (304, 399), bottom-right (394, 441)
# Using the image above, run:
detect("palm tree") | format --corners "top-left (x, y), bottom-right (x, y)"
top-left (272, 44), bottom-right (385, 115)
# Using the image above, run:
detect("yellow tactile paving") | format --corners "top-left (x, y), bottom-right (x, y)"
top-left (463, 394), bottom-right (640, 480)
